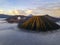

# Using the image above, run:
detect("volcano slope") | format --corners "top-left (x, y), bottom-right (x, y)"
top-left (44, 15), bottom-right (60, 22)
top-left (18, 16), bottom-right (60, 32)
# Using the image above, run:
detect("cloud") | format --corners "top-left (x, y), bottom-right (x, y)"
top-left (48, 9), bottom-right (60, 17)
top-left (7, 10), bottom-right (26, 15)
top-left (24, 7), bottom-right (60, 17)
top-left (25, 9), bottom-right (33, 15)
top-left (0, 7), bottom-right (60, 17)
top-left (0, 10), bottom-right (6, 14)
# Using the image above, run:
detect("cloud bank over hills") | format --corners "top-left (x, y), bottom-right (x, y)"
top-left (0, 7), bottom-right (60, 17)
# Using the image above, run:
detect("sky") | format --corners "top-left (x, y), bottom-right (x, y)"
top-left (0, 0), bottom-right (60, 17)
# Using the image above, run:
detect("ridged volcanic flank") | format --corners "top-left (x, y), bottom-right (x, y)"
top-left (18, 16), bottom-right (60, 32)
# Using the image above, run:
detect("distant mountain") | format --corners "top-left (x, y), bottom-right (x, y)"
top-left (44, 15), bottom-right (60, 22)
top-left (0, 14), bottom-right (11, 18)
top-left (7, 14), bottom-right (33, 23)
top-left (18, 16), bottom-right (60, 32)
top-left (18, 15), bottom-right (33, 24)
top-left (28, 14), bottom-right (33, 17)
top-left (12, 15), bottom-right (26, 18)
top-left (6, 15), bottom-right (27, 23)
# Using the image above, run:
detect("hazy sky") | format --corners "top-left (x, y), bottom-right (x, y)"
top-left (0, 0), bottom-right (60, 16)
top-left (0, 0), bottom-right (60, 10)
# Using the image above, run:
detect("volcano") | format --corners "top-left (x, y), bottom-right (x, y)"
top-left (44, 15), bottom-right (60, 22)
top-left (18, 16), bottom-right (60, 32)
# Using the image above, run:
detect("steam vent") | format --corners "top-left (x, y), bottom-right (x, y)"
top-left (18, 16), bottom-right (60, 32)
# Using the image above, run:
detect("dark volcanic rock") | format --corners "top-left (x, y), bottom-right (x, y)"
top-left (6, 15), bottom-right (26, 23)
top-left (18, 16), bottom-right (60, 32)
top-left (0, 14), bottom-right (11, 18)
top-left (44, 14), bottom-right (60, 22)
